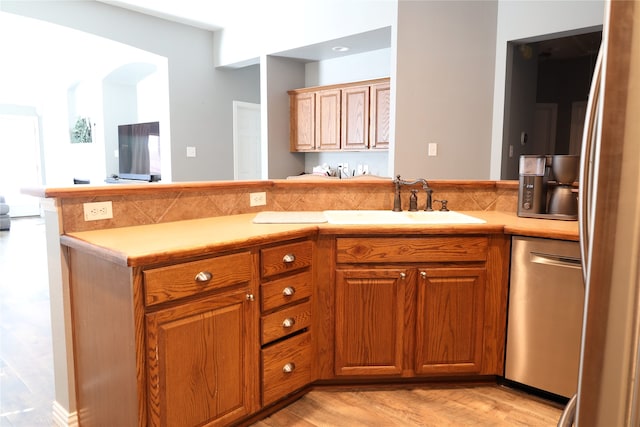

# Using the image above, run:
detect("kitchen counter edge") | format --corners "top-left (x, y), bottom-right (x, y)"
top-left (59, 211), bottom-right (578, 267)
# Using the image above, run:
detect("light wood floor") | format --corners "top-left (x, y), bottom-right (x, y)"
top-left (0, 217), bottom-right (54, 426)
top-left (251, 384), bottom-right (564, 426)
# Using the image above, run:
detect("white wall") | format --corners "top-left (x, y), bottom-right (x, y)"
top-left (1, 0), bottom-right (259, 182)
top-left (263, 56), bottom-right (306, 179)
top-left (394, 0), bottom-right (498, 180)
top-left (489, 0), bottom-right (604, 179)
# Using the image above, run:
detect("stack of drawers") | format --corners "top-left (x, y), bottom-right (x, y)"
top-left (259, 240), bottom-right (313, 406)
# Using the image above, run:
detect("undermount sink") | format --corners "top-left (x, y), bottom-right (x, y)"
top-left (323, 210), bottom-right (486, 225)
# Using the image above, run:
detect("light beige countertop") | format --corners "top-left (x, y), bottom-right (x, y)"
top-left (60, 210), bottom-right (578, 267)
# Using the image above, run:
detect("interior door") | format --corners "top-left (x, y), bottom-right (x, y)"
top-left (233, 101), bottom-right (261, 180)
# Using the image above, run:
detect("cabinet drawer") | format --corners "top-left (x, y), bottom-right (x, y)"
top-left (261, 240), bottom-right (313, 278)
top-left (336, 237), bottom-right (489, 263)
top-left (262, 301), bottom-right (312, 344)
top-left (144, 252), bottom-right (252, 306)
top-left (261, 270), bottom-right (312, 312)
top-left (262, 331), bottom-right (312, 406)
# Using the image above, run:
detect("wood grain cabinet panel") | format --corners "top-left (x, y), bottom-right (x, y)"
top-left (288, 78), bottom-right (389, 152)
top-left (261, 240), bottom-right (313, 279)
top-left (315, 89), bottom-right (341, 150)
top-left (370, 82), bottom-right (390, 150)
top-left (261, 300), bottom-right (312, 344)
top-left (415, 267), bottom-right (486, 375)
top-left (146, 289), bottom-right (258, 427)
top-left (334, 268), bottom-right (408, 376)
top-left (262, 332), bottom-right (312, 406)
top-left (261, 270), bottom-right (312, 312)
top-left (144, 251), bottom-right (252, 306)
top-left (290, 92), bottom-right (315, 151)
top-left (341, 85), bottom-right (370, 150)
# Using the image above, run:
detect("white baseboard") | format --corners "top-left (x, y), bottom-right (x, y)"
top-left (52, 401), bottom-right (78, 427)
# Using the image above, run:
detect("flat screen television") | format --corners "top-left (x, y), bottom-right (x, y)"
top-left (118, 121), bottom-right (161, 182)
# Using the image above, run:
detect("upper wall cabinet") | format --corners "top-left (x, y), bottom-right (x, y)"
top-left (289, 78), bottom-right (390, 152)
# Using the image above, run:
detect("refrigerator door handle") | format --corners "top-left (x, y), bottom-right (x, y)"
top-left (558, 393), bottom-right (578, 427)
top-left (578, 44), bottom-right (603, 285)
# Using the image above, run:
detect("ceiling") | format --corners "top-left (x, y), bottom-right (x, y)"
top-left (101, 0), bottom-right (233, 31)
top-left (102, 0), bottom-right (391, 63)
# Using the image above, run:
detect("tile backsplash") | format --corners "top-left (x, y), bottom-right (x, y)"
top-left (57, 180), bottom-right (518, 233)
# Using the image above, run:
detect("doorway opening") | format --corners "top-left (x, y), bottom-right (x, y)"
top-left (501, 30), bottom-right (602, 180)
top-left (0, 113), bottom-right (42, 216)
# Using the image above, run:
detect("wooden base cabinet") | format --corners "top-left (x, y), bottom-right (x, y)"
top-left (330, 236), bottom-right (507, 380)
top-left (146, 290), bottom-right (257, 427)
top-left (65, 246), bottom-right (261, 427)
top-left (334, 268), bottom-right (410, 376)
top-left (415, 267), bottom-right (486, 375)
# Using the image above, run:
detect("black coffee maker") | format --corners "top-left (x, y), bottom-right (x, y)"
top-left (518, 154), bottom-right (578, 220)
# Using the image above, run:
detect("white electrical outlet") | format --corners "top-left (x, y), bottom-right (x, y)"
top-left (249, 192), bottom-right (266, 207)
top-left (428, 143), bottom-right (438, 156)
top-left (83, 201), bottom-right (113, 221)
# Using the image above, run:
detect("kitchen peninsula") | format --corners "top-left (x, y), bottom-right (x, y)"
top-left (30, 179), bottom-right (578, 426)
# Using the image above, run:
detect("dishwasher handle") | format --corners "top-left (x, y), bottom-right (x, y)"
top-left (530, 252), bottom-right (582, 270)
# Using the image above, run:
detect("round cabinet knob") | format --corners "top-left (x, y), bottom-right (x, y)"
top-left (400, 272), bottom-right (406, 279)
top-left (282, 317), bottom-right (295, 328)
top-left (282, 253), bottom-right (296, 263)
top-left (282, 286), bottom-right (296, 297)
top-left (420, 271), bottom-right (427, 279)
top-left (246, 293), bottom-right (255, 301)
top-left (195, 271), bottom-right (212, 282)
top-left (282, 362), bottom-right (296, 373)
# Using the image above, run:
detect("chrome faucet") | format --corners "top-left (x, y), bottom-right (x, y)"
top-left (393, 175), bottom-right (433, 212)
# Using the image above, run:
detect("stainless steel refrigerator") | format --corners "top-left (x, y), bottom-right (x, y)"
top-left (558, 1), bottom-right (640, 425)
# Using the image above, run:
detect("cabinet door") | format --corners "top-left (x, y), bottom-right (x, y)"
top-left (341, 85), bottom-right (369, 150)
top-left (290, 92), bottom-right (315, 151)
top-left (334, 268), bottom-right (409, 376)
top-left (370, 82), bottom-right (390, 150)
top-left (146, 291), bottom-right (258, 427)
top-left (315, 89), bottom-right (341, 150)
top-left (415, 267), bottom-right (486, 375)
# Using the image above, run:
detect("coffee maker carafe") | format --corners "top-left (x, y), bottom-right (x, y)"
top-left (517, 154), bottom-right (578, 220)
top-left (547, 155), bottom-right (579, 218)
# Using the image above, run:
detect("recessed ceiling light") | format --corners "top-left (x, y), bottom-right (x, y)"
top-left (332, 46), bottom-right (349, 52)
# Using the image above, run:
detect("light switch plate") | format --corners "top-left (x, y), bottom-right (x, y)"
top-left (428, 143), bottom-right (438, 156)
top-left (186, 146), bottom-right (196, 157)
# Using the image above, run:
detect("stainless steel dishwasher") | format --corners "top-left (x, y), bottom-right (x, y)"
top-left (505, 236), bottom-right (584, 399)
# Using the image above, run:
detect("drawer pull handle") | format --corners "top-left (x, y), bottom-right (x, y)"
top-left (195, 271), bottom-right (212, 282)
top-left (282, 286), bottom-right (296, 297)
top-left (420, 271), bottom-right (427, 279)
top-left (246, 293), bottom-right (255, 301)
top-left (283, 253), bottom-right (296, 263)
top-left (282, 317), bottom-right (295, 328)
top-left (282, 362), bottom-right (296, 373)
top-left (400, 272), bottom-right (406, 279)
